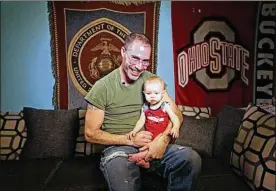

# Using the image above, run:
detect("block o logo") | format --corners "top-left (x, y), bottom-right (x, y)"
top-left (193, 20), bottom-right (235, 91)
top-left (177, 19), bottom-right (249, 92)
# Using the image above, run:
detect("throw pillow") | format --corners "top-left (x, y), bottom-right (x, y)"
top-left (230, 103), bottom-right (276, 191)
top-left (0, 112), bottom-right (27, 160)
top-left (20, 107), bottom-right (79, 159)
top-left (178, 105), bottom-right (211, 119)
top-left (259, 103), bottom-right (275, 116)
top-left (75, 109), bottom-right (105, 157)
top-left (176, 116), bottom-right (217, 158)
top-left (214, 105), bottom-right (245, 168)
top-left (75, 109), bottom-right (92, 156)
top-left (240, 103), bottom-right (275, 116)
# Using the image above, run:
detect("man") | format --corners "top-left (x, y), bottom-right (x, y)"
top-left (84, 32), bottom-right (201, 191)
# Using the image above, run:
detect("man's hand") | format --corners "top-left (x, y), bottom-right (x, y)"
top-left (131, 131), bottom-right (153, 147)
top-left (139, 133), bottom-right (169, 161)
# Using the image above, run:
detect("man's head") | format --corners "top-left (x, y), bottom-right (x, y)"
top-left (120, 33), bottom-right (152, 83)
top-left (143, 76), bottom-right (166, 105)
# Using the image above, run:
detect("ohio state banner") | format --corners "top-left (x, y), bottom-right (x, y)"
top-left (172, 1), bottom-right (276, 116)
top-left (48, 1), bottom-right (160, 109)
top-left (254, 2), bottom-right (276, 106)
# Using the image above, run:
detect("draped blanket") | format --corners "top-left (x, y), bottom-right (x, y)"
top-left (48, 1), bottom-right (160, 109)
top-left (171, 1), bottom-right (275, 116)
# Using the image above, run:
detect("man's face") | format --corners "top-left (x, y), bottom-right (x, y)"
top-left (121, 40), bottom-right (151, 82)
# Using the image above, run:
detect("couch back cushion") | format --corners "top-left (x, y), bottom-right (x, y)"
top-left (230, 103), bottom-right (276, 191)
top-left (20, 107), bottom-right (79, 159)
top-left (176, 116), bottom-right (217, 158)
top-left (214, 105), bottom-right (245, 168)
top-left (177, 105), bottom-right (211, 119)
top-left (75, 109), bottom-right (105, 157)
top-left (0, 112), bottom-right (27, 160)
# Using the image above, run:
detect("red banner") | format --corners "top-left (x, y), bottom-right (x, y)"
top-left (172, 1), bottom-right (259, 116)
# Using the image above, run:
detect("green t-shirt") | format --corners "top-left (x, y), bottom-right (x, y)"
top-left (85, 68), bottom-right (154, 134)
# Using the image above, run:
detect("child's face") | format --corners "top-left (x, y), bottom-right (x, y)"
top-left (143, 82), bottom-right (164, 105)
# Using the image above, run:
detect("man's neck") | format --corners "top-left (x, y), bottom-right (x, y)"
top-left (119, 66), bottom-right (133, 86)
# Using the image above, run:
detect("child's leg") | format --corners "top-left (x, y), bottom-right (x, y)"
top-left (135, 158), bottom-right (150, 168)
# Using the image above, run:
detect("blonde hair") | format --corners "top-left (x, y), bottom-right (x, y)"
top-left (144, 76), bottom-right (166, 90)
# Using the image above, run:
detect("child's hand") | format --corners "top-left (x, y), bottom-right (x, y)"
top-left (170, 127), bottom-right (179, 139)
top-left (126, 131), bottom-right (137, 140)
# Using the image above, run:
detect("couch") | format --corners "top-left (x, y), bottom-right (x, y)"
top-left (1, 103), bottom-right (275, 191)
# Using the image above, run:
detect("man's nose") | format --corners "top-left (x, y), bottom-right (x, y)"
top-left (135, 61), bottom-right (143, 70)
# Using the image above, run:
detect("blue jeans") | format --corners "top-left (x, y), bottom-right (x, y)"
top-left (100, 144), bottom-right (202, 191)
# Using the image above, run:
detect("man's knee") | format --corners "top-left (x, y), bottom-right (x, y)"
top-left (100, 147), bottom-right (139, 174)
top-left (100, 146), bottom-right (141, 191)
top-left (173, 146), bottom-right (202, 172)
top-left (187, 149), bottom-right (202, 172)
top-left (102, 157), bottom-right (141, 191)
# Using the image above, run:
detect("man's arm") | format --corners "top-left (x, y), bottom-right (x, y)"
top-left (160, 91), bottom-right (183, 142)
top-left (84, 104), bottom-right (132, 145)
top-left (165, 103), bottom-right (181, 130)
top-left (160, 120), bottom-right (173, 142)
top-left (165, 103), bottom-right (181, 138)
top-left (162, 91), bottom-right (183, 125)
top-left (84, 104), bottom-right (152, 147)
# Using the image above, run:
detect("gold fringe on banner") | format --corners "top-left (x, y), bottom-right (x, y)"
top-left (152, 1), bottom-right (160, 74)
top-left (47, 1), bottom-right (59, 109)
top-left (110, 0), bottom-right (158, 6)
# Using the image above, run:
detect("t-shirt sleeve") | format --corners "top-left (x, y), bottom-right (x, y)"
top-left (84, 80), bottom-right (107, 110)
top-left (161, 101), bottom-right (171, 112)
top-left (142, 103), bottom-right (149, 112)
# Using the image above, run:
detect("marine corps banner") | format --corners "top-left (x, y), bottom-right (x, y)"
top-left (172, 1), bottom-right (275, 116)
top-left (48, 1), bottom-right (160, 109)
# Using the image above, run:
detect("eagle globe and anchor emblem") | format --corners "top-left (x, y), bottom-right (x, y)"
top-left (89, 37), bottom-right (122, 80)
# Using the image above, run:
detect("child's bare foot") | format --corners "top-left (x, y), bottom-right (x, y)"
top-left (129, 151), bottom-right (150, 168)
top-left (128, 150), bottom-right (148, 162)
top-left (136, 159), bottom-right (150, 168)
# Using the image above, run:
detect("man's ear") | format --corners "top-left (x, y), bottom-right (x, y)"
top-left (121, 46), bottom-right (126, 57)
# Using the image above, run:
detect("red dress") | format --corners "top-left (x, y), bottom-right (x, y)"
top-left (143, 102), bottom-right (170, 139)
